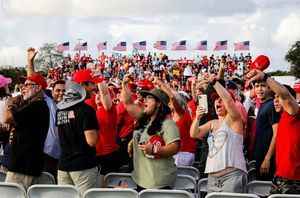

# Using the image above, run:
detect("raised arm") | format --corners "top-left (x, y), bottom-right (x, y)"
top-left (190, 106), bottom-right (212, 139)
top-left (120, 80), bottom-right (143, 119)
top-left (97, 82), bottom-right (112, 111)
top-left (247, 69), bottom-right (299, 115)
top-left (155, 78), bottom-right (185, 116)
top-left (26, 47), bottom-right (37, 76)
top-left (213, 81), bottom-right (241, 121)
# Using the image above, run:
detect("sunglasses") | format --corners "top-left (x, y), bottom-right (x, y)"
top-left (24, 83), bottom-right (37, 87)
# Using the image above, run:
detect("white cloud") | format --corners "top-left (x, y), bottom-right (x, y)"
top-left (273, 13), bottom-right (300, 47)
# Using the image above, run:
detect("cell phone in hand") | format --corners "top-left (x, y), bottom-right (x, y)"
top-left (198, 94), bottom-right (208, 114)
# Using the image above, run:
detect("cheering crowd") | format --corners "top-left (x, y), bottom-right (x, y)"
top-left (0, 48), bottom-right (300, 196)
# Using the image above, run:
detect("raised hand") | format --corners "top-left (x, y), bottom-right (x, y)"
top-left (27, 47), bottom-right (37, 65)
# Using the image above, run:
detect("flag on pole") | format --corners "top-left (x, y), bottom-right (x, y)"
top-left (171, 40), bottom-right (187, 50)
top-left (214, 40), bottom-right (228, 51)
top-left (153, 41), bottom-right (167, 50)
top-left (74, 42), bottom-right (88, 51)
top-left (56, 42), bottom-right (69, 52)
top-left (194, 40), bottom-right (207, 50)
top-left (97, 42), bottom-right (107, 51)
top-left (113, 41), bottom-right (127, 51)
top-left (234, 41), bottom-right (250, 51)
top-left (133, 41), bottom-right (147, 51)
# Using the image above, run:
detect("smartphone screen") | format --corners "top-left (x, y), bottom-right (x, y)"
top-left (198, 94), bottom-right (208, 114)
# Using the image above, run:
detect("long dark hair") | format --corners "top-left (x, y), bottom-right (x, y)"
top-left (135, 100), bottom-right (170, 136)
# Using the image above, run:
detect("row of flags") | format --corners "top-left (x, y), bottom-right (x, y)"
top-left (56, 40), bottom-right (250, 52)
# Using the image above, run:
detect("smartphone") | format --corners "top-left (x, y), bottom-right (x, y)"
top-left (198, 94), bottom-right (208, 114)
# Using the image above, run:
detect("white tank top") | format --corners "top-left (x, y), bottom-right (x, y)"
top-left (205, 120), bottom-right (247, 174)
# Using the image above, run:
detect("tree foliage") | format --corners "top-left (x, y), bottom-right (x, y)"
top-left (286, 41), bottom-right (300, 78)
top-left (34, 43), bottom-right (64, 73)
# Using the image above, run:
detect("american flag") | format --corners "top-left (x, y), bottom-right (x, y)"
top-left (214, 40), bottom-right (228, 51)
top-left (56, 42), bottom-right (69, 52)
top-left (171, 40), bottom-right (187, 50)
top-left (194, 40), bottom-right (207, 50)
top-left (113, 41), bottom-right (127, 51)
top-left (97, 42), bottom-right (107, 51)
top-left (234, 41), bottom-right (250, 51)
top-left (133, 41), bottom-right (147, 51)
top-left (74, 42), bottom-right (88, 51)
top-left (153, 41), bottom-right (167, 50)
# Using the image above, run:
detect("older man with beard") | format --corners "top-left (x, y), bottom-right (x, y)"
top-left (3, 73), bottom-right (49, 189)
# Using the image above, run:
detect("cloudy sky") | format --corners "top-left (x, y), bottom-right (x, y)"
top-left (0, 0), bottom-right (300, 71)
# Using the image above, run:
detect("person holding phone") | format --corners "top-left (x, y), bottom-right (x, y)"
top-left (190, 80), bottom-right (247, 193)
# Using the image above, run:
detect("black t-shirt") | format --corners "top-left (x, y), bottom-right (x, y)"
top-left (253, 99), bottom-right (280, 165)
top-left (57, 102), bottom-right (99, 171)
top-left (9, 100), bottom-right (49, 176)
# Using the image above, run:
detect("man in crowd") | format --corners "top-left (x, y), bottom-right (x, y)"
top-left (3, 73), bottom-right (50, 189)
top-left (56, 81), bottom-right (98, 195)
top-left (248, 70), bottom-right (300, 194)
top-left (252, 77), bottom-right (280, 181)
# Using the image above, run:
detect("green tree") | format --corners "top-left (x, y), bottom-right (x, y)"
top-left (286, 41), bottom-right (300, 78)
top-left (34, 43), bottom-right (64, 73)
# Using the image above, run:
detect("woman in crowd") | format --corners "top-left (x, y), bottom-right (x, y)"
top-left (190, 80), bottom-right (247, 193)
top-left (121, 76), bottom-right (180, 191)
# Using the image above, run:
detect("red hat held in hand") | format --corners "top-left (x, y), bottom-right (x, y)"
top-left (27, 73), bottom-right (47, 89)
top-left (251, 55), bottom-right (270, 71)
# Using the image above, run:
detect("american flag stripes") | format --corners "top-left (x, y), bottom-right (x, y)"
top-left (153, 41), bottom-right (167, 50)
top-left (74, 42), bottom-right (88, 51)
top-left (171, 40), bottom-right (187, 50)
top-left (194, 40), bottom-right (207, 50)
top-left (133, 41), bottom-right (147, 51)
top-left (214, 40), bottom-right (228, 51)
top-left (97, 42), bottom-right (107, 51)
top-left (56, 42), bottom-right (69, 52)
top-left (234, 41), bottom-right (250, 51)
top-left (113, 41), bottom-right (127, 51)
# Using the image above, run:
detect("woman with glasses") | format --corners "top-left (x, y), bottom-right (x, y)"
top-left (190, 80), bottom-right (247, 193)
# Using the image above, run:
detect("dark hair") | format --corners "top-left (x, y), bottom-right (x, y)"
top-left (0, 87), bottom-right (10, 99)
top-left (283, 84), bottom-right (296, 98)
top-left (135, 101), bottom-right (170, 136)
top-left (52, 80), bottom-right (65, 88)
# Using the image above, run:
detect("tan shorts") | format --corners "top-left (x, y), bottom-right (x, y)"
top-left (5, 171), bottom-right (34, 190)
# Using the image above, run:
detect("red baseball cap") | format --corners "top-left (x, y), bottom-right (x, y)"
top-left (72, 69), bottom-right (93, 84)
top-left (251, 55), bottom-right (270, 71)
top-left (27, 73), bottom-right (47, 89)
top-left (136, 80), bottom-right (154, 90)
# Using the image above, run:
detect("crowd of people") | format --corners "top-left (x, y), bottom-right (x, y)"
top-left (0, 47), bottom-right (300, 196)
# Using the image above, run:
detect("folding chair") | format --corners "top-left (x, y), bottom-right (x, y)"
top-left (174, 174), bottom-right (197, 193)
top-left (247, 180), bottom-right (273, 197)
top-left (0, 172), bottom-right (6, 182)
top-left (0, 182), bottom-right (26, 198)
top-left (205, 192), bottom-right (259, 198)
top-left (268, 195), bottom-right (300, 198)
top-left (104, 173), bottom-right (137, 189)
top-left (247, 160), bottom-right (256, 170)
top-left (27, 184), bottom-right (80, 198)
top-left (247, 168), bottom-right (256, 182)
top-left (33, 172), bottom-right (56, 184)
top-left (198, 178), bottom-right (208, 198)
top-left (139, 189), bottom-right (193, 198)
top-left (83, 188), bottom-right (138, 198)
top-left (177, 166), bottom-right (200, 180)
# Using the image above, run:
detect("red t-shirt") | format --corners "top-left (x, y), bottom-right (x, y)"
top-left (176, 111), bottom-right (197, 153)
top-left (96, 104), bottom-right (119, 156)
top-left (276, 110), bottom-right (300, 180)
top-left (116, 102), bottom-right (135, 139)
top-left (85, 94), bottom-right (97, 110)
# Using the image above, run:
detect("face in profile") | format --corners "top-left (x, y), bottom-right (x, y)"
top-left (214, 97), bottom-right (227, 117)
top-left (273, 94), bottom-right (282, 113)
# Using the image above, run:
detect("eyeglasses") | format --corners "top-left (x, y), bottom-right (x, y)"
top-left (24, 83), bottom-right (37, 87)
